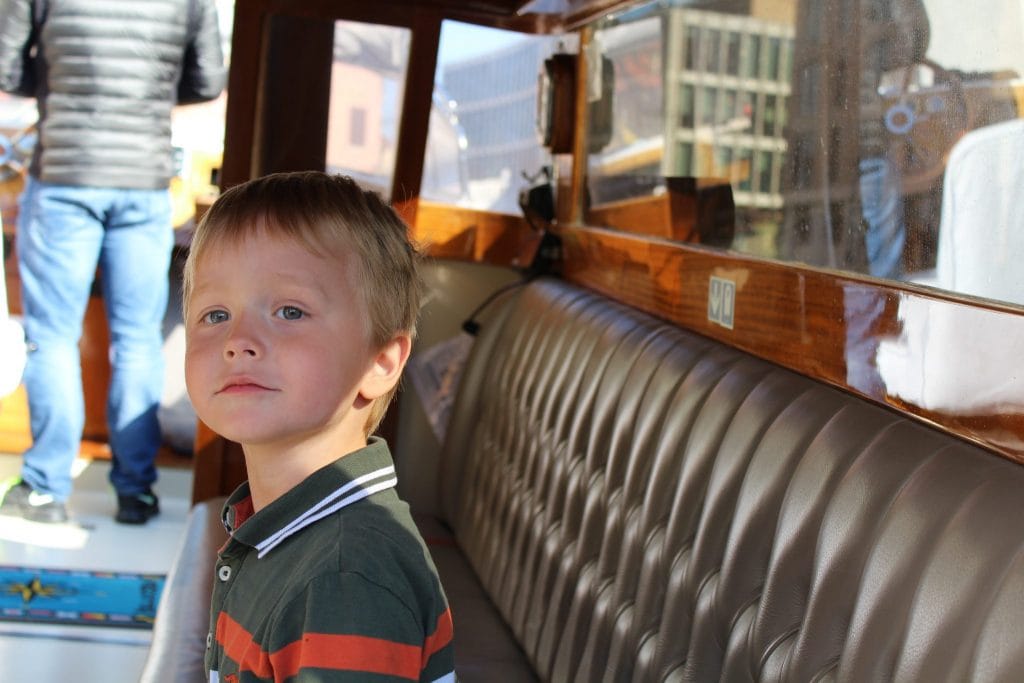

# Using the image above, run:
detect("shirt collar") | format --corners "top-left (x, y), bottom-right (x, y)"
top-left (221, 437), bottom-right (398, 558)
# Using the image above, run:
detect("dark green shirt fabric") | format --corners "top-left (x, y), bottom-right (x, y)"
top-left (205, 438), bottom-right (454, 682)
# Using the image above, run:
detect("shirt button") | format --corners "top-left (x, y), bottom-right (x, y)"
top-left (207, 633), bottom-right (213, 648)
top-left (218, 565), bottom-right (232, 582)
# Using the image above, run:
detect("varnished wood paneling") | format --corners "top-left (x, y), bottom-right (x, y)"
top-left (191, 421), bottom-right (247, 505)
top-left (411, 199), bottom-right (542, 267)
top-left (560, 224), bottom-right (1024, 464)
top-left (229, 0), bottom-right (563, 32)
top-left (79, 294), bottom-right (110, 440)
top-left (587, 195), bottom-right (674, 238)
top-left (567, 26), bottom-right (589, 226)
top-left (586, 177), bottom-right (736, 245)
top-left (256, 16), bottom-right (334, 175)
top-left (0, 386), bottom-right (31, 454)
top-left (391, 14), bottom-right (442, 206)
top-left (0, 175), bottom-right (24, 233)
top-left (219, 3), bottom-right (265, 187)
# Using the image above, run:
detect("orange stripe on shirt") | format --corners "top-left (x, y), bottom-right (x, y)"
top-left (218, 609), bottom-right (452, 681)
top-left (270, 633), bottom-right (421, 681)
top-left (217, 612), bottom-right (274, 678)
top-left (422, 608), bottom-right (454, 666)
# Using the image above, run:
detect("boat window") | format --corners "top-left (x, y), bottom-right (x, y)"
top-left (325, 21), bottom-right (413, 201)
top-left (421, 20), bottom-right (572, 214)
top-left (585, 0), bottom-right (1024, 307)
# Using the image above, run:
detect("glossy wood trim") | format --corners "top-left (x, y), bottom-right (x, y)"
top-left (586, 194), bottom-right (686, 240)
top-left (559, 223), bottom-right (1024, 464)
top-left (585, 178), bottom-right (737, 245)
top-left (410, 199), bottom-right (542, 267)
top-left (79, 295), bottom-right (111, 440)
top-left (227, 0), bottom-right (441, 25)
top-left (191, 421), bottom-right (247, 505)
top-left (220, 2), bottom-right (266, 187)
top-left (567, 25), bottom-right (590, 226)
top-left (391, 12), bottom-right (442, 206)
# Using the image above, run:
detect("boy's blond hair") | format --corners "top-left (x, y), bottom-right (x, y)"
top-left (183, 171), bottom-right (423, 436)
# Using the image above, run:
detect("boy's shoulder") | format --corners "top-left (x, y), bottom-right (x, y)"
top-left (215, 489), bottom-right (453, 681)
top-left (261, 445), bottom-right (442, 594)
top-left (266, 488), bottom-right (449, 638)
top-left (304, 484), bottom-right (438, 588)
top-left (212, 442), bottom-right (453, 680)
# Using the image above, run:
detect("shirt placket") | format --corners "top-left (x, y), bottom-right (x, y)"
top-left (207, 538), bottom-right (247, 676)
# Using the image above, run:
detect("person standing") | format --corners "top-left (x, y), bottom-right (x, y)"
top-left (0, 0), bottom-right (226, 524)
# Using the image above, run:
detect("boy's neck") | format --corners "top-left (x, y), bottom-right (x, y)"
top-left (242, 435), bottom-right (369, 511)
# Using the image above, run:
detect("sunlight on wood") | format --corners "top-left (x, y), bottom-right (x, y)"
top-left (0, 386), bottom-right (30, 454)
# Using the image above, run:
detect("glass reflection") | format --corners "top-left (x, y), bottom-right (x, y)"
top-left (874, 289), bottom-right (1024, 415)
top-left (586, 0), bottom-right (1024, 307)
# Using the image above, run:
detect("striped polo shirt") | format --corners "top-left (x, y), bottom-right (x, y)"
top-left (205, 438), bottom-right (455, 682)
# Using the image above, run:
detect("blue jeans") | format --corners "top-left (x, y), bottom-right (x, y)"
top-left (17, 178), bottom-right (173, 500)
top-left (859, 156), bottom-right (905, 280)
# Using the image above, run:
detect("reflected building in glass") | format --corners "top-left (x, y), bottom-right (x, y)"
top-left (589, 1), bottom-right (795, 254)
top-left (663, 5), bottom-right (794, 215)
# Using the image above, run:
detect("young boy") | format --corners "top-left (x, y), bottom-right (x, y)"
top-left (183, 171), bottom-right (454, 682)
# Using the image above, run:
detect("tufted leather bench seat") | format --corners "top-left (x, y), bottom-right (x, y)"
top-left (424, 277), bottom-right (1024, 682)
top-left (143, 276), bottom-right (1024, 682)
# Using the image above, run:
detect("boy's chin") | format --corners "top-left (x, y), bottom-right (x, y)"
top-left (200, 406), bottom-right (370, 452)
top-left (202, 420), bottom-right (269, 448)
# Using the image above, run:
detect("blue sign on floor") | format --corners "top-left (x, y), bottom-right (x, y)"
top-left (0, 565), bottom-right (165, 628)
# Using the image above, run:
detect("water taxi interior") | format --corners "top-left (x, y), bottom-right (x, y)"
top-left (2, 0), bottom-right (1024, 681)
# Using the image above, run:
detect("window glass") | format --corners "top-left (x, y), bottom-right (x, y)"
top-left (725, 32), bottom-right (742, 75)
top-left (744, 34), bottom-right (761, 77)
top-left (325, 21), bottom-right (411, 200)
top-left (686, 25), bottom-right (701, 70)
top-left (585, 0), bottom-right (1024, 307)
top-left (589, 14), bottom-right (663, 203)
top-left (421, 21), bottom-right (569, 214)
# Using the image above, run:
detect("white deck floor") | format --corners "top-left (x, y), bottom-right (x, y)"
top-left (0, 454), bottom-right (192, 682)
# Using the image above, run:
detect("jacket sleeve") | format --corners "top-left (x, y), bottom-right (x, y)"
top-left (0, 0), bottom-right (38, 97)
top-left (176, 0), bottom-right (227, 105)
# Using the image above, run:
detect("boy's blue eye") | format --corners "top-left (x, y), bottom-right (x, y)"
top-left (202, 310), bottom-right (229, 324)
top-left (277, 306), bottom-right (304, 320)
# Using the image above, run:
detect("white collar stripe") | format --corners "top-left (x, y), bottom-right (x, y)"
top-left (256, 477), bottom-right (398, 558)
top-left (257, 465), bottom-right (395, 552)
top-left (256, 475), bottom-right (398, 558)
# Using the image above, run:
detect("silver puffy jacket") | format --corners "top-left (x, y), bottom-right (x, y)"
top-left (0, 0), bottom-right (226, 189)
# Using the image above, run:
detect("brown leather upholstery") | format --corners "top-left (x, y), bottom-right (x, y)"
top-left (141, 276), bottom-right (1024, 682)
top-left (430, 277), bottom-right (1024, 682)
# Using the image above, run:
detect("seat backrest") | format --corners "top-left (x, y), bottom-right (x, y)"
top-left (438, 277), bottom-right (1024, 682)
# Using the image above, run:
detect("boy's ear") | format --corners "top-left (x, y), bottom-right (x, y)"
top-left (359, 334), bottom-right (412, 400)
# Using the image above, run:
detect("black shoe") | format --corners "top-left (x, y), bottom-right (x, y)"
top-left (0, 480), bottom-right (70, 524)
top-left (116, 489), bottom-right (160, 525)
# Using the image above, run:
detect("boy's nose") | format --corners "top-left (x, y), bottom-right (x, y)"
top-left (224, 344), bottom-right (258, 359)
top-left (223, 317), bottom-right (262, 360)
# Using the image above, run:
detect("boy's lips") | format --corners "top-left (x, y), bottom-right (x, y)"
top-left (217, 377), bottom-right (275, 394)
